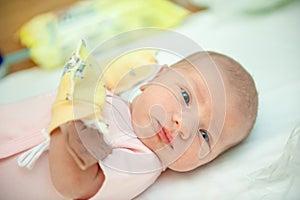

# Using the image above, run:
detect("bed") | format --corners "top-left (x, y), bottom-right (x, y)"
top-left (0, 1), bottom-right (299, 199)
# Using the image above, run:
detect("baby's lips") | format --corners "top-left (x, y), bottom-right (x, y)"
top-left (163, 127), bottom-right (173, 143)
top-left (158, 127), bottom-right (173, 145)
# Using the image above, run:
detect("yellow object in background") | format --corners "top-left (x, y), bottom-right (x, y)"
top-left (19, 0), bottom-right (189, 69)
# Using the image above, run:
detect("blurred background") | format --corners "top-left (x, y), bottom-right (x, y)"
top-left (0, 0), bottom-right (296, 76)
top-left (0, 0), bottom-right (203, 75)
top-left (0, 0), bottom-right (79, 73)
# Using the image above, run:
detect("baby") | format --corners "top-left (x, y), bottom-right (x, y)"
top-left (0, 50), bottom-right (258, 199)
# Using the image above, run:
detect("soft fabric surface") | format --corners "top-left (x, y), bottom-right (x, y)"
top-left (0, 1), bottom-right (299, 199)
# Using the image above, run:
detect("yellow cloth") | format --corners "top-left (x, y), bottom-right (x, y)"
top-left (104, 51), bottom-right (158, 93)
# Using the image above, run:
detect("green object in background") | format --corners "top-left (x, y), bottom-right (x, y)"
top-left (0, 49), bottom-right (30, 78)
top-left (19, 0), bottom-right (189, 70)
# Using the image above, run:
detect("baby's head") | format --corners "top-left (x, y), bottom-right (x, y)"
top-left (131, 51), bottom-right (258, 172)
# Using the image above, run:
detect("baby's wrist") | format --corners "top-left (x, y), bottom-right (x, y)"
top-left (60, 120), bottom-right (112, 170)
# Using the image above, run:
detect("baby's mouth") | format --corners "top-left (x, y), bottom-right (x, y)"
top-left (156, 121), bottom-right (174, 149)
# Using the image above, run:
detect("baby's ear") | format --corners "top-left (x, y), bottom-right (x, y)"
top-left (157, 64), bottom-right (168, 74)
top-left (151, 64), bottom-right (168, 80)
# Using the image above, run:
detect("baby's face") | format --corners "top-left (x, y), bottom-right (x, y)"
top-left (131, 65), bottom-right (233, 171)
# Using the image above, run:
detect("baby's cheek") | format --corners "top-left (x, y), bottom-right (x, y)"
top-left (163, 94), bottom-right (182, 114)
top-left (140, 135), bottom-right (165, 152)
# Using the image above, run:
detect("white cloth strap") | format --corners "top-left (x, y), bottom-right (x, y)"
top-left (17, 129), bottom-right (50, 170)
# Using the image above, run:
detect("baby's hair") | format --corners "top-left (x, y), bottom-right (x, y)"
top-left (206, 52), bottom-right (258, 138)
top-left (171, 51), bottom-right (258, 150)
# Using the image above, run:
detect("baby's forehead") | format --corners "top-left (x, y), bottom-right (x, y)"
top-left (171, 64), bottom-right (208, 92)
top-left (171, 63), bottom-right (203, 79)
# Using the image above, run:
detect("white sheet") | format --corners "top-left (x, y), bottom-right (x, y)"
top-left (0, 1), bottom-right (299, 199)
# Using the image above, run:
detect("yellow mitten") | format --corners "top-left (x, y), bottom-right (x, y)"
top-left (48, 40), bottom-right (106, 134)
top-left (48, 40), bottom-right (158, 135)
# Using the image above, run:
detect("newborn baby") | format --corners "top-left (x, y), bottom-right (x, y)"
top-left (0, 49), bottom-right (258, 200)
top-left (49, 50), bottom-right (258, 199)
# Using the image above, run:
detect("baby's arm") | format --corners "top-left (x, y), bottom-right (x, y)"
top-left (47, 41), bottom-right (108, 199)
top-left (49, 124), bottom-right (105, 199)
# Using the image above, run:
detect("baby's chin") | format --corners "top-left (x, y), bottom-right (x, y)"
top-left (137, 135), bottom-right (166, 153)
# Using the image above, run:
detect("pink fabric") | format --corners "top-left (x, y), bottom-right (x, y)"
top-left (0, 92), bottom-right (66, 199)
top-left (92, 93), bottom-right (162, 200)
top-left (0, 92), bottom-right (162, 199)
top-left (0, 92), bottom-right (56, 158)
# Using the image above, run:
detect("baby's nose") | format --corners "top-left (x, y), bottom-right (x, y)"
top-left (172, 114), bottom-right (181, 128)
top-left (172, 114), bottom-right (189, 140)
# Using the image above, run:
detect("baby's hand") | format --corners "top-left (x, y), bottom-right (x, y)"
top-left (61, 120), bottom-right (112, 170)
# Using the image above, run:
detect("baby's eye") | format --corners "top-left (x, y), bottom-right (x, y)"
top-left (199, 129), bottom-right (209, 143)
top-left (181, 89), bottom-right (190, 105)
